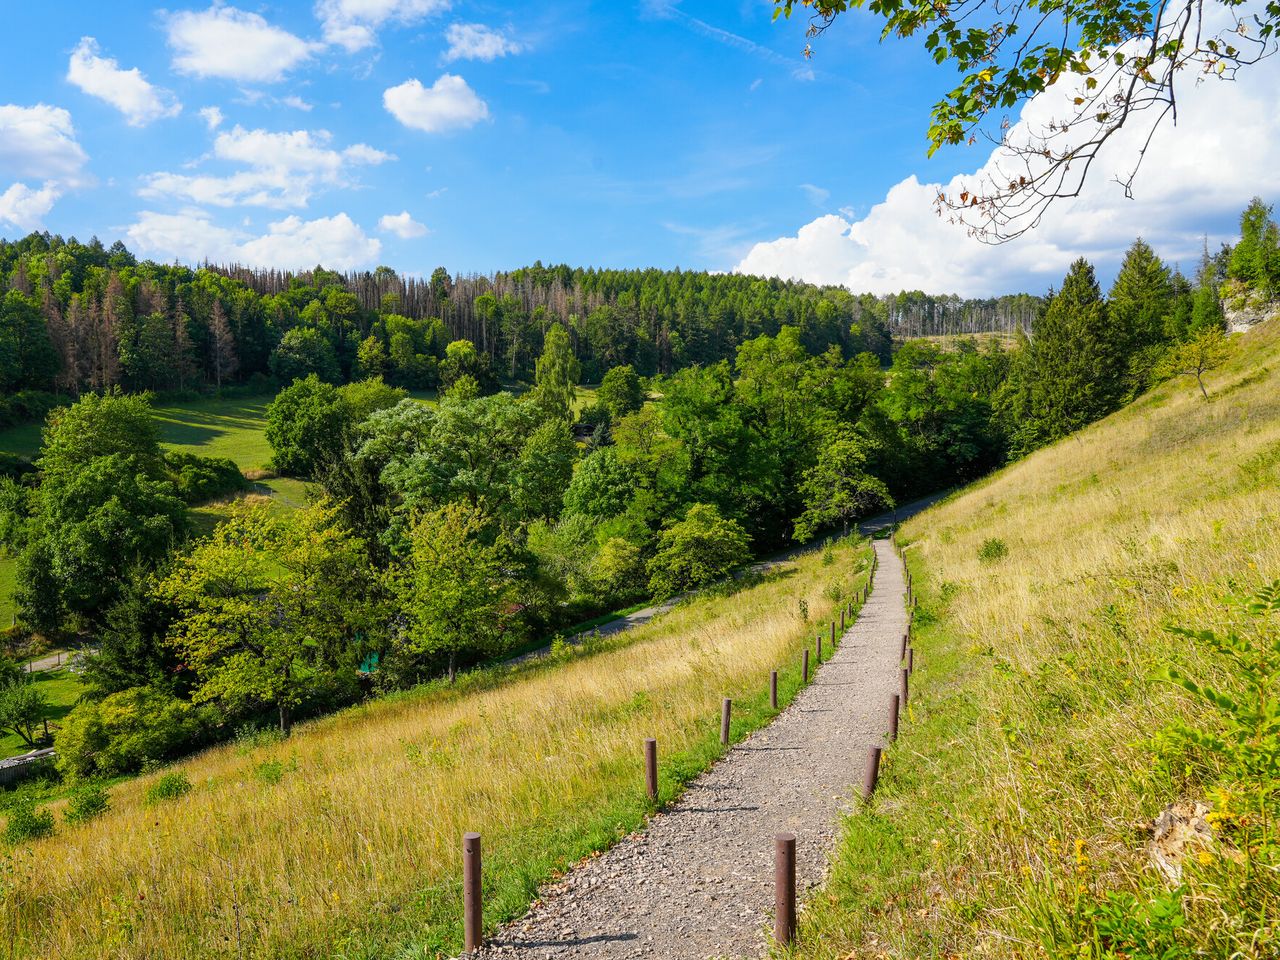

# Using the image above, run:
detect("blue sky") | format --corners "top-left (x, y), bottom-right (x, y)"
top-left (2, 1), bottom-right (1277, 295)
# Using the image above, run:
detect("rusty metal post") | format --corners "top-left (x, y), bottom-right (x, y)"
top-left (644, 738), bottom-right (658, 801)
top-left (908, 647), bottom-right (915, 673)
top-left (774, 832), bottom-right (797, 945)
top-left (817, 633), bottom-right (823, 663)
top-left (900, 667), bottom-right (909, 707)
top-left (463, 832), bottom-right (482, 952)
top-left (802, 648), bottom-right (810, 683)
top-left (721, 698), bottom-right (732, 745)
top-left (901, 632), bottom-right (908, 659)
top-left (862, 746), bottom-right (882, 800)
top-left (830, 620), bottom-right (836, 649)
top-left (889, 693), bottom-right (900, 741)
top-left (840, 608), bottom-right (846, 631)
top-left (770, 670), bottom-right (778, 709)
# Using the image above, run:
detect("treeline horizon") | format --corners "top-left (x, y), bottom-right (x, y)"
top-left (0, 229), bottom-right (1041, 418)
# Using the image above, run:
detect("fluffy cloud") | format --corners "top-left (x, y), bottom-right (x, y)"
top-left (141, 125), bottom-right (393, 208)
top-left (126, 210), bottom-right (381, 270)
top-left (67, 37), bottom-right (181, 127)
top-left (317, 0), bottom-right (452, 52)
top-left (384, 75), bottom-right (488, 133)
top-left (0, 182), bottom-right (61, 231)
top-left (378, 210), bottom-right (427, 238)
top-left (737, 57), bottom-right (1280, 296)
top-left (0, 104), bottom-right (88, 183)
top-left (199, 106), bottom-right (224, 130)
top-left (442, 23), bottom-right (523, 63)
top-left (167, 6), bottom-right (320, 83)
top-left (0, 103), bottom-right (89, 228)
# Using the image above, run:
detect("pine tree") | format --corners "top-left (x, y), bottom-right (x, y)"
top-left (1109, 239), bottom-right (1172, 354)
top-left (1022, 259), bottom-right (1120, 450)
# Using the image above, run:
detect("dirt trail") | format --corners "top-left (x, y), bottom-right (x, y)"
top-left (475, 537), bottom-right (909, 959)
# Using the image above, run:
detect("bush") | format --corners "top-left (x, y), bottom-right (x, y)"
top-left (647, 503), bottom-right (751, 599)
top-left (3, 803), bottom-right (54, 844)
top-left (55, 686), bottom-right (210, 780)
top-left (64, 783), bottom-right (110, 824)
top-left (978, 537), bottom-right (1009, 563)
top-left (145, 771), bottom-right (192, 804)
top-left (165, 451), bottom-right (248, 504)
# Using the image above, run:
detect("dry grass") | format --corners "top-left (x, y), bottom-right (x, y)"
top-left (9, 538), bottom-right (869, 959)
top-left (798, 320), bottom-right (1280, 959)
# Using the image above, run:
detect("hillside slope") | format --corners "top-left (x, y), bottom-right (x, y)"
top-left (800, 320), bottom-right (1280, 958)
top-left (6, 536), bottom-right (871, 959)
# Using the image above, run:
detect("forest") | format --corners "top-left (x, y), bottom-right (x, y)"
top-left (0, 196), bottom-right (1275, 782)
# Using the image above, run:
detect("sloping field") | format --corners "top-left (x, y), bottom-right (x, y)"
top-left (9, 536), bottom-right (871, 959)
top-left (800, 321), bottom-right (1280, 957)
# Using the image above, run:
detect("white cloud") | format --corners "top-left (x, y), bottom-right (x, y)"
top-left (378, 210), bottom-right (427, 238)
top-left (199, 106), bottom-right (224, 130)
top-left (0, 182), bottom-right (61, 230)
top-left (67, 38), bottom-right (181, 127)
top-left (282, 95), bottom-right (313, 112)
top-left (167, 6), bottom-right (320, 83)
top-left (317, 0), bottom-right (452, 52)
top-left (799, 183), bottom-right (829, 207)
top-left (736, 56), bottom-right (1280, 295)
top-left (0, 103), bottom-right (89, 228)
top-left (141, 125), bottom-right (393, 208)
top-left (384, 75), bottom-right (488, 133)
top-left (0, 104), bottom-right (88, 183)
top-left (126, 209), bottom-right (381, 270)
top-left (442, 23), bottom-right (523, 63)
top-left (239, 213), bottom-right (381, 268)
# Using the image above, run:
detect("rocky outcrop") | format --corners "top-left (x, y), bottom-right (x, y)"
top-left (1222, 280), bottom-right (1280, 333)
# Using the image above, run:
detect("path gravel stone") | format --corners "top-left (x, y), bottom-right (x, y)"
top-left (473, 536), bottom-right (909, 959)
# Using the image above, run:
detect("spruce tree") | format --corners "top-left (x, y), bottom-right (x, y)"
top-left (1025, 258), bottom-right (1119, 448)
top-left (1108, 239), bottom-right (1173, 397)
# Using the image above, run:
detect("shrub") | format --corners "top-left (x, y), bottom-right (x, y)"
top-left (63, 783), bottom-right (110, 824)
top-left (55, 686), bottom-right (209, 780)
top-left (164, 451), bottom-right (248, 504)
top-left (978, 537), bottom-right (1009, 563)
top-left (255, 760), bottom-right (285, 785)
top-left (646, 503), bottom-right (751, 599)
top-left (3, 803), bottom-right (54, 844)
top-left (145, 771), bottom-right (192, 804)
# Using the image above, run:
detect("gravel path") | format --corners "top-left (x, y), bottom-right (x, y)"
top-left (474, 537), bottom-right (908, 959)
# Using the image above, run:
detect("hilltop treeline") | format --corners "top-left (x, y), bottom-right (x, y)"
top-left (0, 231), bottom-right (1042, 417)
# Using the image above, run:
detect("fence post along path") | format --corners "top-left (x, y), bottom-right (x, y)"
top-left (469, 529), bottom-right (913, 959)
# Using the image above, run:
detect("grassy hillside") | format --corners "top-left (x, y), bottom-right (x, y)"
top-left (800, 321), bottom-right (1280, 958)
top-left (5, 535), bottom-right (870, 959)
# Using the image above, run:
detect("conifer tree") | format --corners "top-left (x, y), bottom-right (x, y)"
top-left (1014, 259), bottom-right (1119, 453)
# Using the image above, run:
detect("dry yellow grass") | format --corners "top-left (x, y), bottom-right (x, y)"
top-left (11, 537), bottom-right (868, 959)
top-left (799, 320), bottom-right (1280, 958)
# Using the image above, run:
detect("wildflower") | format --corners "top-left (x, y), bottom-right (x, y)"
top-left (1197, 850), bottom-right (1214, 866)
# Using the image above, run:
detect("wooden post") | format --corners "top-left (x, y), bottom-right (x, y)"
top-left (644, 738), bottom-right (658, 801)
top-left (721, 698), bottom-right (732, 745)
top-left (888, 694), bottom-right (900, 741)
top-left (862, 747), bottom-right (882, 799)
top-left (770, 670), bottom-right (778, 709)
top-left (774, 833), bottom-right (797, 945)
top-left (463, 833), bottom-right (482, 952)
top-left (802, 648), bottom-right (810, 683)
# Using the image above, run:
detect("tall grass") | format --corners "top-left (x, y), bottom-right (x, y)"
top-left (796, 321), bottom-right (1280, 958)
top-left (7, 537), bottom-right (870, 959)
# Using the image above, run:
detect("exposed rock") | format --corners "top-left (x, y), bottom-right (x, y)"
top-left (1148, 800), bottom-right (1214, 882)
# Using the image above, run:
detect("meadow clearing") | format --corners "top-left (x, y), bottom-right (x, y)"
top-left (796, 320), bottom-right (1280, 958)
top-left (5, 531), bottom-right (870, 960)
